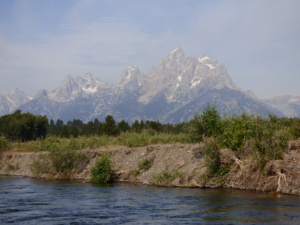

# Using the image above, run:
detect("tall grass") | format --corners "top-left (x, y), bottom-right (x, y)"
top-left (10, 131), bottom-right (189, 152)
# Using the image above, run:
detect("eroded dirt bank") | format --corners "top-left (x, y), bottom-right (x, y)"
top-left (0, 143), bottom-right (300, 195)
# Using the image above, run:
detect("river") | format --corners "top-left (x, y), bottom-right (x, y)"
top-left (0, 177), bottom-right (299, 224)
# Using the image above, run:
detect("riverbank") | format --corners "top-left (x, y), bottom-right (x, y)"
top-left (1, 143), bottom-right (300, 195)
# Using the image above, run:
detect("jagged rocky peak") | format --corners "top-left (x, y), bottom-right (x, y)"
top-left (49, 75), bottom-right (83, 102)
top-left (263, 95), bottom-right (300, 118)
top-left (158, 47), bottom-right (185, 67)
top-left (140, 47), bottom-right (239, 105)
top-left (150, 47), bottom-right (189, 76)
top-left (77, 73), bottom-right (98, 92)
top-left (122, 65), bottom-right (140, 79)
top-left (198, 54), bottom-right (212, 62)
top-left (81, 73), bottom-right (95, 84)
top-left (168, 46), bottom-right (185, 60)
top-left (60, 74), bottom-right (77, 87)
top-left (7, 88), bottom-right (27, 98)
top-left (115, 65), bottom-right (145, 88)
top-left (197, 54), bottom-right (216, 69)
top-left (60, 75), bottom-right (81, 94)
top-left (2, 46), bottom-right (296, 122)
top-left (245, 90), bottom-right (260, 101)
top-left (77, 73), bottom-right (110, 91)
top-left (7, 88), bottom-right (32, 105)
top-left (34, 89), bottom-right (49, 98)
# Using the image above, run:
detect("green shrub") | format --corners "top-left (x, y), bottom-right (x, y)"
top-left (221, 113), bottom-right (260, 151)
top-left (48, 144), bottom-right (87, 173)
top-left (203, 138), bottom-right (222, 177)
top-left (134, 157), bottom-right (154, 176)
top-left (36, 136), bottom-right (62, 151)
top-left (138, 157), bottom-right (154, 171)
top-left (152, 166), bottom-right (182, 186)
top-left (30, 154), bottom-right (51, 175)
top-left (0, 136), bottom-right (10, 151)
top-left (91, 154), bottom-right (114, 183)
top-left (189, 104), bottom-right (222, 142)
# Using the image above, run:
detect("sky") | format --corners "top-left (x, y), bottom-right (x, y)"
top-left (0, 0), bottom-right (299, 99)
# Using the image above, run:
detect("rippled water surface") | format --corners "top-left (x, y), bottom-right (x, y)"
top-left (0, 177), bottom-right (300, 224)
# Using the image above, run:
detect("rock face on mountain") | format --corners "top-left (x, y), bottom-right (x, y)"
top-left (0, 47), bottom-right (296, 122)
top-left (264, 96), bottom-right (300, 118)
top-left (0, 89), bottom-right (32, 115)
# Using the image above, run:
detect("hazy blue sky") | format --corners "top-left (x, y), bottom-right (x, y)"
top-left (0, 0), bottom-right (299, 98)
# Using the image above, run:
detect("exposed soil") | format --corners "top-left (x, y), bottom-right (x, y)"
top-left (1, 142), bottom-right (300, 195)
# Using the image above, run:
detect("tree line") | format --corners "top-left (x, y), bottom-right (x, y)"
top-left (0, 110), bottom-right (48, 142)
top-left (0, 110), bottom-right (186, 141)
top-left (1, 107), bottom-right (300, 146)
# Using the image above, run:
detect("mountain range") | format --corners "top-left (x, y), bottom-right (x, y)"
top-left (1, 47), bottom-right (299, 123)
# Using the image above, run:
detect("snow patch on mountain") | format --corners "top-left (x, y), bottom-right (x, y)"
top-left (190, 78), bottom-right (202, 89)
top-left (81, 87), bottom-right (98, 94)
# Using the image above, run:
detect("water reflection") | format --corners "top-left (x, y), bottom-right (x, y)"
top-left (0, 177), bottom-right (300, 224)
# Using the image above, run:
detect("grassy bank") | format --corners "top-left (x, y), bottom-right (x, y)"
top-left (4, 131), bottom-right (190, 153)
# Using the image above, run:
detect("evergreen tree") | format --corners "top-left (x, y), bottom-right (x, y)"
top-left (118, 120), bottom-right (130, 133)
top-left (69, 126), bottom-right (79, 138)
top-left (35, 115), bottom-right (48, 139)
top-left (104, 115), bottom-right (118, 136)
top-left (131, 120), bottom-right (141, 133)
top-left (48, 119), bottom-right (56, 135)
top-left (60, 125), bottom-right (70, 138)
top-left (84, 121), bottom-right (95, 136)
top-left (56, 119), bottom-right (64, 134)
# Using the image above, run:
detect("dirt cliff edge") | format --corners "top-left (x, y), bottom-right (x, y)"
top-left (1, 143), bottom-right (300, 195)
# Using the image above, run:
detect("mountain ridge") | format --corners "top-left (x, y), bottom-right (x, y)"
top-left (0, 47), bottom-right (299, 122)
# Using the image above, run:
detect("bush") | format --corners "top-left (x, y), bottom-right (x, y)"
top-left (30, 154), bottom-right (51, 175)
top-left (36, 136), bottom-right (62, 151)
top-left (0, 136), bottom-right (10, 152)
top-left (134, 157), bottom-right (154, 176)
top-left (91, 154), bottom-right (114, 183)
top-left (48, 144), bottom-right (87, 173)
top-left (138, 157), bottom-right (154, 171)
top-left (189, 104), bottom-right (222, 142)
top-left (152, 166), bottom-right (182, 186)
top-left (203, 138), bottom-right (222, 177)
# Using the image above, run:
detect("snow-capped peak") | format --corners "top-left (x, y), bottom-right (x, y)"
top-left (198, 55), bottom-right (216, 69)
top-left (48, 75), bottom-right (83, 102)
top-left (7, 88), bottom-right (32, 106)
top-left (113, 65), bottom-right (145, 93)
top-left (170, 46), bottom-right (183, 54)
top-left (198, 55), bottom-right (211, 62)
top-left (118, 65), bottom-right (141, 81)
top-left (125, 65), bottom-right (138, 79)
top-left (0, 46), bottom-right (292, 122)
top-left (167, 47), bottom-right (184, 60)
top-left (76, 73), bottom-right (108, 94)
top-left (82, 73), bottom-right (94, 84)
